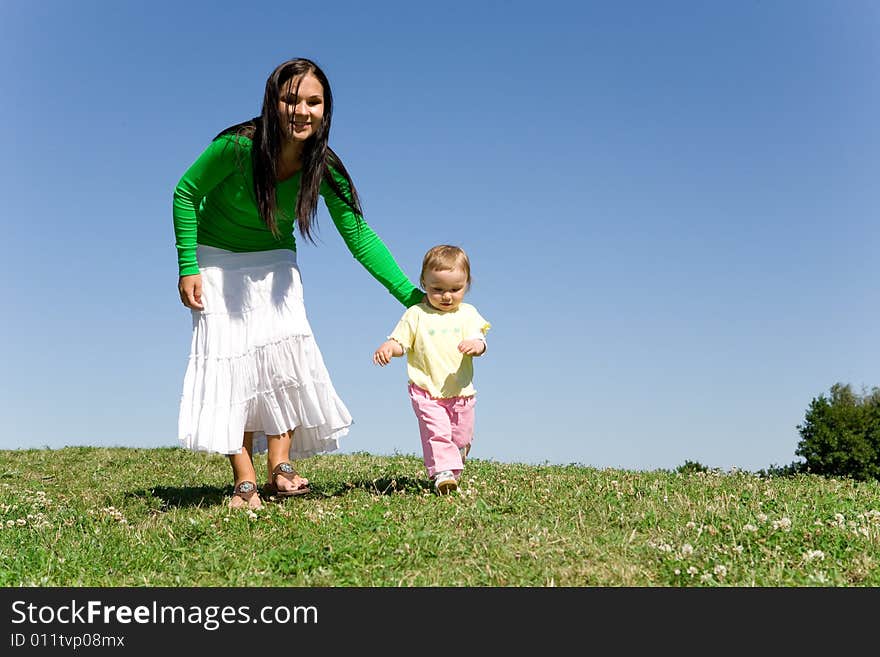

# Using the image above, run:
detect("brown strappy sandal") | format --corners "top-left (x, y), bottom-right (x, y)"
top-left (262, 462), bottom-right (311, 498)
top-left (229, 480), bottom-right (261, 510)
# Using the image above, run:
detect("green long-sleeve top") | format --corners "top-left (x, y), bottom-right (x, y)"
top-left (173, 134), bottom-right (422, 307)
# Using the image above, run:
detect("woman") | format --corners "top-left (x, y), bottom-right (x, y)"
top-left (173, 58), bottom-right (423, 509)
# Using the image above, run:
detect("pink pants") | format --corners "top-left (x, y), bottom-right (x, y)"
top-left (409, 383), bottom-right (475, 479)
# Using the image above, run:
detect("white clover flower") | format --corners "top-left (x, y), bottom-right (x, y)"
top-left (832, 513), bottom-right (845, 527)
top-left (685, 521), bottom-right (696, 530)
top-left (772, 517), bottom-right (792, 532)
top-left (687, 566), bottom-right (699, 576)
top-left (674, 569), bottom-right (681, 575)
top-left (681, 543), bottom-right (694, 556)
top-left (714, 565), bottom-right (727, 578)
top-left (648, 540), bottom-right (673, 553)
top-left (757, 513), bottom-right (768, 522)
top-left (809, 571), bottom-right (830, 585)
top-left (743, 524), bottom-right (758, 533)
top-left (700, 573), bottom-right (713, 583)
top-left (734, 545), bottom-right (744, 554)
top-left (803, 550), bottom-right (825, 562)
top-left (16, 518), bottom-right (26, 526)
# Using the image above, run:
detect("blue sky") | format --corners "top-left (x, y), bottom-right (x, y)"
top-left (1, 0), bottom-right (877, 472)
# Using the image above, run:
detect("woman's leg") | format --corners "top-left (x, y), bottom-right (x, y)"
top-left (266, 431), bottom-right (309, 493)
top-left (228, 432), bottom-right (262, 509)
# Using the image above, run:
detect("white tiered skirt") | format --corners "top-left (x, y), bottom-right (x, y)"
top-left (178, 246), bottom-right (352, 459)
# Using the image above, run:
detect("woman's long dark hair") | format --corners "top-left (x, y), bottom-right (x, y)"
top-left (216, 58), bottom-right (362, 241)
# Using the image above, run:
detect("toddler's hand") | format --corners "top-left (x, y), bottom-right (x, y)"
top-left (373, 340), bottom-right (399, 366)
top-left (458, 338), bottom-right (486, 356)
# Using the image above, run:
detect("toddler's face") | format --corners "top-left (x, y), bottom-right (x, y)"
top-left (423, 267), bottom-right (468, 312)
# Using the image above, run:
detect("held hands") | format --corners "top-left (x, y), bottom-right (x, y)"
top-left (373, 339), bottom-right (403, 366)
top-left (178, 274), bottom-right (204, 310)
top-left (458, 338), bottom-right (486, 356)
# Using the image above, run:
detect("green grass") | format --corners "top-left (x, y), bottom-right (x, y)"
top-left (1, 447), bottom-right (878, 586)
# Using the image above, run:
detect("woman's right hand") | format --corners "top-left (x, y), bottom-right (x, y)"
top-left (178, 274), bottom-right (204, 310)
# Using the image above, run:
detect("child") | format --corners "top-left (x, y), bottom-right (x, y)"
top-left (373, 245), bottom-right (490, 494)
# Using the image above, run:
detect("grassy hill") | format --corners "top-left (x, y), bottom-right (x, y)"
top-left (1, 447), bottom-right (878, 586)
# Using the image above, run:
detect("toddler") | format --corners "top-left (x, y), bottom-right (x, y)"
top-left (373, 245), bottom-right (490, 494)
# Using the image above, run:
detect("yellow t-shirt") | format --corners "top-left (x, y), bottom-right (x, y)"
top-left (389, 302), bottom-right (491, 399)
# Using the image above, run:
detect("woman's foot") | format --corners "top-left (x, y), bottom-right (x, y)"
top-left (263, 462), bottom-right (311, 497)
top-left (229, 480), bottom-right (262, 510)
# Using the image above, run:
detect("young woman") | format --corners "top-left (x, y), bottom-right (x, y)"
top-left (173, 58), bottom-right (423, 509)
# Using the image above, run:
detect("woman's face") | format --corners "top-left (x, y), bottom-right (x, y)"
top-left (278, 73), bottom-right (325, 142)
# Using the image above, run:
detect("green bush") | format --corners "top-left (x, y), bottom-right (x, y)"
top-left (675, 460), bottom-right (710, 475)
top-left (756, 461), bottom-right (808, 478)
top-left (795, 383), bottom-right (880, 481)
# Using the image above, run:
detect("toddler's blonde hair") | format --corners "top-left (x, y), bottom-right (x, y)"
top-left (419, 245), bottom-right (471, 289)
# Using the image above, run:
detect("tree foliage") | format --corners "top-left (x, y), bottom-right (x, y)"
top-left (795, 383), bottom-right (880, 481)
top-left (675, 460), bottom-right (710, 475)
